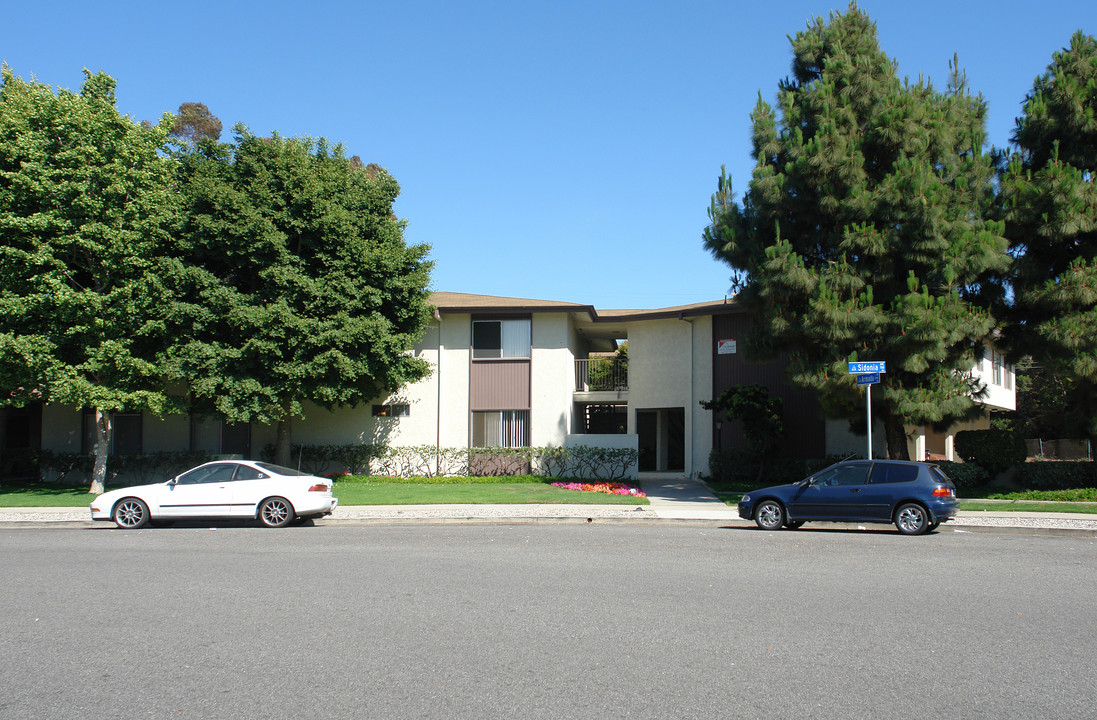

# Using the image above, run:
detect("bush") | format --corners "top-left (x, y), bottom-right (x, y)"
top-left (261, 443), bottom-right (387, 476)
top-left (32, 450), bottom-right (212, 485)
top-left (934, 461), bottom-right (990, 492)
top-left (1018, 461), bottom-right (1097, 491)
top-left (954, 430), bottom-right (1027, 476)
top-left (277, 444), bottom-right (639, 481)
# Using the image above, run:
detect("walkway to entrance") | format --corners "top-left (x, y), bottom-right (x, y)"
top-left (637, 473), bottom-right (739, 520)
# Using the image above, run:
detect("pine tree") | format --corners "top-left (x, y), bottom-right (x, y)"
top-left (169, 102), bottom-right (222, 143)
top-left (704, 4), bottom-right (1009, 459)
top-left (998, 31), bottom-right (1097, 440)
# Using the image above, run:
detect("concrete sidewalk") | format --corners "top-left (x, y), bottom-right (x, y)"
top-left (3, 475), bottom-right (1096, 532)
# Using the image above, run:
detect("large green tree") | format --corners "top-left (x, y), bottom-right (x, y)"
top-left (997, 31), bottom-right (1097, 440)
top-left (0, 67), bottom-right (177, 493)
top-left (703, 5), bottom-right (1009, 459)
top-left (166, 127), bottom-right (433, 465)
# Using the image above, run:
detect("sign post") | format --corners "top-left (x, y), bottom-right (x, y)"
top-left (849, 362), bottom-right (886, 459)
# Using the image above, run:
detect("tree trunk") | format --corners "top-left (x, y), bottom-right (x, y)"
top-left (89, 408), bottom-right (112, 495)
top-left (275, 416), bottom-right (293, 467)
top-left (883, 409), bottom-right (910, 461)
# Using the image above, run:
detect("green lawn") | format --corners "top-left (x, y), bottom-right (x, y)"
top-left (0, 479), bottom-right (649, 507)
top-left (707, 481), bottom-right (1097, 515)
top-left (954, 500), bottom-right (1097, 514)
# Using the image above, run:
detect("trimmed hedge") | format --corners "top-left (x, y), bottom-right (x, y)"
top-left (264, 444), bottom-right (639, 481)
top-left (1018, 461), bottom-right (1097, 491)
top-left (33, 449), bottom-right (212, 484)
top-left (954, 430), bottom-right (1027, 476)
top-left (934, 461), bottom-right (990, 492)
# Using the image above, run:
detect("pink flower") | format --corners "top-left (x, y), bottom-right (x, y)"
top-left (551, 481), bottom-right (646, 498)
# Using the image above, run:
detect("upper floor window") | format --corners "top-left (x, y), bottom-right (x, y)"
top-left (473, 319), bottom-right (530, 359)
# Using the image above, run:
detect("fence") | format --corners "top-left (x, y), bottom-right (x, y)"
top-left (575, 357), bottom-right (628, 391)
top-left (1025, 439), bottom-right (1092, 461)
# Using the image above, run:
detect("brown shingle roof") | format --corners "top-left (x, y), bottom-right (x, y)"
top-left (429, 292), bottom-right (739, 321)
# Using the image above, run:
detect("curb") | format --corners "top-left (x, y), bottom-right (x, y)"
top-left (2, 506), bottom-right (1097, 536)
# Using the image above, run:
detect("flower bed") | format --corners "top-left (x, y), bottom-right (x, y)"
top-left (551, 481), bottom-right (646, 497)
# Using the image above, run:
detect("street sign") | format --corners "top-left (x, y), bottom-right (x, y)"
top-left (848, 361), bottom-right (886, 374)
top-left (856, 373), bottom-right (880, 385)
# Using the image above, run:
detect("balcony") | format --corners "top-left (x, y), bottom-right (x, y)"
top-left (575, 357), bottom-right (628, 392)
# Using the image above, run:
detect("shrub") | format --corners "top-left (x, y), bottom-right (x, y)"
top-left (261, 443), bottom-right (387, 475)
top-left (953, 430), bottom-right (1027, 476)
top-left (284, 444), bottom-right (640, 481)
top-left (32, 450), bottom-right (212, 485)
top-left (1018, 461), bottom-right (1097, 491)
top-left (934, 461), bottom-right (990, 492)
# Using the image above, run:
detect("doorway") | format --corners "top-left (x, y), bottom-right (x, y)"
top-left (636, 408), bottom-right (685, 473)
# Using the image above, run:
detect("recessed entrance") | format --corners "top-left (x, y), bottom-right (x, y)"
top-left (636, 408), bottom-right (684, 473)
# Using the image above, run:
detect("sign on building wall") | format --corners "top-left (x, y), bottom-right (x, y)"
top-left (717, 339), bottom-right (737, 355)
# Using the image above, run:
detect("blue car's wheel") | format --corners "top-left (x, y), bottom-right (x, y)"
top-left (895, 503), bottom-right (929, 535)
top-left (755, 500), bottom-right (785, 531)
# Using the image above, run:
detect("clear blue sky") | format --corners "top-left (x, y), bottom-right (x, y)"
top-left (2, 1), bottom-right (1092, 309)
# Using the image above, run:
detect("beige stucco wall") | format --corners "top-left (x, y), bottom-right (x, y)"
top-left (141, 414), bottom-right (191, 452)
top-left (531, 312), bottom-right (573, 446)
top-left (40, 404), bottom-right (190, 454)
top-left (626, 315), bottom-right (713, 478)
top-left (291, 316), bottom-right (470, 449)
top-left (971, 345), bottom-right (1016, 411)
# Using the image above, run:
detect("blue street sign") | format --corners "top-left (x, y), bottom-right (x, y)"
top-left (848, 361), bottom-right (886, 374)
top-left (856, 372), bottom-right (880, 385)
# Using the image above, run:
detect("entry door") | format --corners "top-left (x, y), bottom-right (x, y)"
top-left (636, 409), bottom-right (685, 473)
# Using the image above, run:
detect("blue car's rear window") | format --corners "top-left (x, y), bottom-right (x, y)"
top-left (869, 463), bottom-right (918, 484)
top-left (929, 466), bottom-right (952, 484)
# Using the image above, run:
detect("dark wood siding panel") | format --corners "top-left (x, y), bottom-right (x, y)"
top-left (711, 314), bottom-right (826, 458)
top-left (470, 361), bottom-right (531, 410)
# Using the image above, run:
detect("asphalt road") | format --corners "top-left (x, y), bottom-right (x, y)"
top-left (2, 524), bottom-right (1095, 719)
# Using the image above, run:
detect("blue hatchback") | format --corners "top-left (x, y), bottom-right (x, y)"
top-left (737, 460), bottom-right (958, 535)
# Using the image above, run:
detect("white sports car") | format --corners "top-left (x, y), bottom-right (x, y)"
top-left (90, 460), bottom-right (338, 528)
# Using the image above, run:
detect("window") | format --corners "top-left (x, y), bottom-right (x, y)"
top-left (473, 319), bottom-right (530, 359)
top-left (1004, 363), bottom-right (1013, 391)
top-left (372, 404), bottom-right (410, 417)
top-left (812, 462), bottom-right (870, 486)
top-left (82, 412), bottom-right (142, 455)
top-left (177, 463), bottom-right (237, 485)
top-left (472, 410), bottom-right (530, 447)
top-left (992, 351), bottom-right (1003, 386)
top-left (869, 463), bottom-right (918, 484)
top-left (235, 465), bottom-right (264, 481)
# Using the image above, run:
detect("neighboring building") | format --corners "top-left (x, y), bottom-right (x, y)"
top-left (1, 292), bottom-right (1016, 479)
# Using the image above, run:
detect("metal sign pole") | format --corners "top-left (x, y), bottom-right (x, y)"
top-left (866, 383), bottom-right (872, 459)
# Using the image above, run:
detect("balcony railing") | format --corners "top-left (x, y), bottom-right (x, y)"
top-left (575, 358), bottom-right (628, 391)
